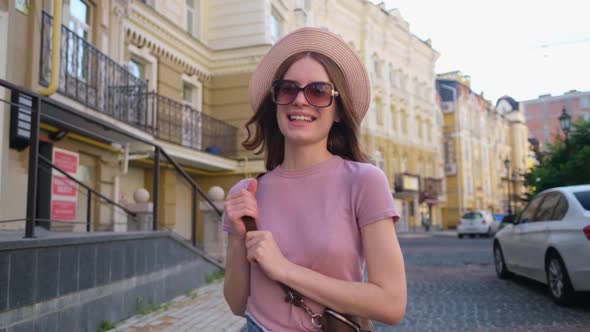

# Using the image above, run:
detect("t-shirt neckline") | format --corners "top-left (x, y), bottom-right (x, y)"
top-left (273, 155), bottom-right (342, 178)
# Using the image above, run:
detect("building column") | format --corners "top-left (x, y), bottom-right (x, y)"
top-left (0, 7), bottom-right (8, 210)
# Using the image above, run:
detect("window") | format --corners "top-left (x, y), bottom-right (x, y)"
top-left (444, 139), bottom-right (454, 164)
top-left (374, 59), bottom-right (382, 79)
top-left (401, 109), bottom-right (408, 134)
top-left (270, 9), bottom-right (283, 44)
top-left (535, 193), bottom-right (561, 221)
top-left (552, 195), bottom-right (569, 220)
top-left (416, 116), bottom-right (423, 139)
top-left (519, 194), bottom-right (545, 222)
top-left (581, 96), bottom-right (589, 109)
top-left (376, 99), bottom-right (384, 126)
top-left (67, 0), bottom-right (91, 79)
top-left (374, 150), bottom-right (385, 171)
top-left (69, 0), bottom-right (90, 39)
top-left (183, 82), bottom-right (194, 104)
top-left (390, 105), bottom-right (397, 131)
top-left (186, 0), bottom-right (200, 37)
top-left (574, 191), bottom-right (590, 210)
top-left (128, 59), bottom-right (145, 79)
top-left (462, 212), bottom-right (483, 219)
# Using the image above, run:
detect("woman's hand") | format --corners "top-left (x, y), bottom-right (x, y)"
top-left (245, 230), bottom-right (291, 281)
top-left (224, 179), bottom-right (259, 237)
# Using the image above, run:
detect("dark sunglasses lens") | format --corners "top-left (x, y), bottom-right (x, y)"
top-left (274, 81), bottom-right (299, 105)
top-left (304, 83), bottom-right (332, 107)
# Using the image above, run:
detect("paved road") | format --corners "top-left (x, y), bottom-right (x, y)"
top-left (376, 234), bottom-right (590, 332)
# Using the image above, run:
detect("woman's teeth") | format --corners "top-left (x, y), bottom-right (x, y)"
top-left (289, 115), bottom-right (314, 122)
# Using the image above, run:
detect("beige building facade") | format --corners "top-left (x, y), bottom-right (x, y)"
top-left (436, 72), bottom-right (528, 228)
top-left (1, 0), bottom-right (445, 236)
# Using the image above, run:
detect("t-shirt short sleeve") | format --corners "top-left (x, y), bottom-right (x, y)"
top-left (222, 178), bottom-right (252, 234)
top-left (354, 165), bottom-right (399, 228)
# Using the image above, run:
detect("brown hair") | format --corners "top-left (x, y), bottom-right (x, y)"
top-left (243, 52), bottom-right (369, 171)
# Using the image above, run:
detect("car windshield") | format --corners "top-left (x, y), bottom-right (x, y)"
top-left (462, 212), bottom-right (482, 219)
top-left (573, 191), bottom-right (590, 211)
top-left (493, 214), bottom-right (505, 221)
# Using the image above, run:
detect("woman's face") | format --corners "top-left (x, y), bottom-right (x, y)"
top-left (275, 56), bottom-right (340, 149)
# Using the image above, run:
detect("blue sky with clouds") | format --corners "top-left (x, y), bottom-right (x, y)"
top-left (373, 0), bottom-right (590, 103)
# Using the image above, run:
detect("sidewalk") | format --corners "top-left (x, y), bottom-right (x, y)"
top-left (396, 230), bottom-right (457, 238)
top-left (112, 281), bottom-right (245, 332)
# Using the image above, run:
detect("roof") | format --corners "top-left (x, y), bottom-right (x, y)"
top-left (496, 95), bottom-right (519, 111)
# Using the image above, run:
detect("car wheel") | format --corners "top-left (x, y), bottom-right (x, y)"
top-left (545, 252), bottom-right (576, 306)
top-left (458, 234), bottom-right (463, 239)
top-left (494, 243), bottom-right (512, 279)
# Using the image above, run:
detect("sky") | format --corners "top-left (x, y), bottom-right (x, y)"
top-left (372, 0), bottom-right (590, 103)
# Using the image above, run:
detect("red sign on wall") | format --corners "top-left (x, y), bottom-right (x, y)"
top-left (52, 176), bottom-right (77, 196)
top-left (50, 148), bottom-right (79, 221)
top-left (51, 200), bottom-right (77, 220)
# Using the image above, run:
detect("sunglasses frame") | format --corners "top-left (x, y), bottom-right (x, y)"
top-left (271, 79), bottom-right (340, 108)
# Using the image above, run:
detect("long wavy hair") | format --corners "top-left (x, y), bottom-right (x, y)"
top-left (243, 52), bottom-right (369, 171)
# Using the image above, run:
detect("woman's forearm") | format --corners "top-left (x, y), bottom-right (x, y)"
top-left (279, 262), bottom-right (406, 325)
top-left (223, 234), bottom-right (251, 317)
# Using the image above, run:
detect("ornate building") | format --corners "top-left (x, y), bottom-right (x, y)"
top-left (436, 71), bottom-right (528, 228)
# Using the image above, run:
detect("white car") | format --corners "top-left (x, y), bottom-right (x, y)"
top-left (493, 185), bottom-right (590, 305)
top-left (457, 210), bottom-right (496, 238)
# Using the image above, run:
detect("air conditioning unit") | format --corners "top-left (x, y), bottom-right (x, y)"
top-left (444, 163), bottom-right (457, 175)
top-left (441, 102), bottom-right (455, 113)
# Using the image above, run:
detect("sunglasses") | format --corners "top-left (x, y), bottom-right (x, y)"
top-left (271, 80), bottom-right (339, 108)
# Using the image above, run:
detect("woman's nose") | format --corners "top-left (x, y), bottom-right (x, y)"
top-left (292, 89), bottom-right (308, 106)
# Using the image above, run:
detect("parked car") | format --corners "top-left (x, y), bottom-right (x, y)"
top-left (493, 213), bottom-right (507, 231)
top-left (457, 210), bottom-right (496, 238)
top-left (493, 185), bottom-right (590, 305)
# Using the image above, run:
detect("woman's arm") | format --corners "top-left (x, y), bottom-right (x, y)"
top-left (223, 233), bottom-right (250, 317)
top-left (246, 218), bottom-right (406, 325)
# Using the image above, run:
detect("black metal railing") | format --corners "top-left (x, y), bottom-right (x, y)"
top-left (0, 78), bottom-right (224, 250)
top-left (39, 12), bottom-right (149, 129)
top-left (146, 92), bottom-right (238, 158)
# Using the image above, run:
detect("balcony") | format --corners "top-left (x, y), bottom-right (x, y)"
top-left (145, 92), bottom-right (238, 158)
top-left (39, 12), bottom-right (150, 130)
top-left (39, 12), bottom-right (237, 158)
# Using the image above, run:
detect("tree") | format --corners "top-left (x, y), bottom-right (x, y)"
top-left (525, 120), bottom-right (590, 196)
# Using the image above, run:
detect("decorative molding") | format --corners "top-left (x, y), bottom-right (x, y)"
top-left (125, 3), bottom-right (270, 80)
top-left (112, 0), bottom-right (130, 18)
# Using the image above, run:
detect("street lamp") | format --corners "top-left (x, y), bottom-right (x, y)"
top-left (559, 107), bottom-right (572, 142)
top-left (504, 158), bottom-right (512, 215)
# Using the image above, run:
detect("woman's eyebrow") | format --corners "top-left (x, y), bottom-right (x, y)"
top-left (282, 78), bottom-right (302, 85)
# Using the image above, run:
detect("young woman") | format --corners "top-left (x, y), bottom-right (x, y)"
top-left (223, 28), bottom-right (406, 331)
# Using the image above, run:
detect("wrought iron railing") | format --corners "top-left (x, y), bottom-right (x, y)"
top-left (39, 12), bottom-right (149, 129)
top-left (146, 92), bottom-right (238, 158)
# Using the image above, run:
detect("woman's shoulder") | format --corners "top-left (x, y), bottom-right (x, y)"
top-left (340, 159), bottom-right (387, 180)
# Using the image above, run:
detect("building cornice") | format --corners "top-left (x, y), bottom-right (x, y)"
top-left (126, 2), bottom-right (270, 79)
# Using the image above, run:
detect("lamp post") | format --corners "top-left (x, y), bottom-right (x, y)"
top-left (504, 158), bottom-right (512, 215)
top-left (559, 107), bottom-right (572, 145)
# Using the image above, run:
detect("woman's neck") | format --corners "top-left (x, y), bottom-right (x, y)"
top-left (281, 144), bottom-right (333, 171)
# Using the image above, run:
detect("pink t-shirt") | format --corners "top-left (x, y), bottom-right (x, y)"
top-left (223, 155), bottom-right (399, 331)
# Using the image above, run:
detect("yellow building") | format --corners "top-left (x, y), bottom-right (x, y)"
top-left (436, 71), bottom-right (528, 228)
top-left (0, 0), bottom-right (271, 243)
top-left (1, 0), bottom-right (447, 237)
top-left (265, 0), bottom-right (446, 231)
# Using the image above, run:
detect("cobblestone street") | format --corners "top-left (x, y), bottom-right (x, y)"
top-left (376, 234), bottom-right (590, 332)
top-left (113, 233), bottom-right (590, 332)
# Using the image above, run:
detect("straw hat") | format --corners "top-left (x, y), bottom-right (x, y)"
top-left (249, 27), bottom-right (371, 122)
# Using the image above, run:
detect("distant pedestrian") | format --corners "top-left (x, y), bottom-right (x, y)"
top-left (223, 28), bottom-right (407, 331)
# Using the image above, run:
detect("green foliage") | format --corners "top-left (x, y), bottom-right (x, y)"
top-left (97, 321), bottom-right (115, 332)
top-left (205, 270), bottom-right (225, 284)
top-left (185, 289), bottom-right (198, 299)
top-left (135, 296), bottom-right (159, 316)
top-left (527, 120), bottom-right (590, 196)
